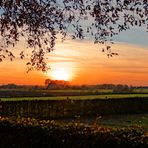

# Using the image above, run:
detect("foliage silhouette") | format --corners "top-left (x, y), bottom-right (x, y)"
top-left (0, 0), bottom-right (147, 71)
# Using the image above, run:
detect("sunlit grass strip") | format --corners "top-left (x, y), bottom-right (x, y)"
top-left (1, 94), bottom-right (148, 101)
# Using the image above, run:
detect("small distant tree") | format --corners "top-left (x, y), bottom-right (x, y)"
top-left (45, 79), bottom-right (69, 89)
top-left (4, 84), bottom-right (17, 89)
top-left (45, 79), bottom-right (51, 89)
top-left (113, 84), bottom-right (133, 93)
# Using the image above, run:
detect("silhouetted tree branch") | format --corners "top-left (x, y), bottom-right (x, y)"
top-left (0, 0), bottom-right (147, 71)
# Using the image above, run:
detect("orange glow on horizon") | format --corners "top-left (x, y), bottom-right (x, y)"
top-left (0, 40), bottom-right (148, 86)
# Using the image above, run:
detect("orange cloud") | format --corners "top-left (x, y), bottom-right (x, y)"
top-left (0, 39), bottom-right (148, 86)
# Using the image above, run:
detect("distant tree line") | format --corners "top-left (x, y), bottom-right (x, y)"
top-left (0, 84), bottom-right (44, 90)
top-left (112, 84), bottom-right (133, 93)
top-left (1, 81), bottom-right (148, 94)
top-left (70, 84), bottom-right (134, 93)
top-left (44, 79), bottom-right (135, 93)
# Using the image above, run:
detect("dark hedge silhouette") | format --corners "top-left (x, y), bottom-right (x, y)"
top-left (0, 0), bottom-right (148, 71)
top-left (0, 117), bottom-right (147, 148)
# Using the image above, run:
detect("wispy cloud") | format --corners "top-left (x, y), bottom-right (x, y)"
top-left (0, 37), bottom-right (148, 85)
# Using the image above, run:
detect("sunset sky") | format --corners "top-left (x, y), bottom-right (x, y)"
top-left (0, 26), bottom-right (148, 86)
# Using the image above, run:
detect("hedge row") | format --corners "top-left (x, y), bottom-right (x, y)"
top-left (1, 98), bottom-right (148, 119)
top-left (0, 116), bottom-right (148, 148)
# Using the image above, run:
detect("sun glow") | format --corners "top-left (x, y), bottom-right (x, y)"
top-left (50, 68), bottom-right (71, 81)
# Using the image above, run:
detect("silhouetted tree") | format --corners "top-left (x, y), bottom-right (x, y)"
top-left (113, 84), bottom-right (133, 93)
top-left (45, 79), bottom-right (51, 88)
top-left (45, 79), bottom-right (69, 89)
top-left (0, 0), bottom-right (147, 71)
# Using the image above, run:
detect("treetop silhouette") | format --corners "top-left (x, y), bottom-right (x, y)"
top-left (0, 0), bottom-right (147, 71)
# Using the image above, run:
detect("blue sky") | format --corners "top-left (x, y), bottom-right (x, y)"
top-left (113, 26), bottom-right (148, 47)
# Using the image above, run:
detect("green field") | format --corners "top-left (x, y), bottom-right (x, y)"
top-left (1, 93), bottom-right (148, 101)
top-left (1, 91), bottom-right (148, 147)
top-left (134, 88), bottom-right (148, 93)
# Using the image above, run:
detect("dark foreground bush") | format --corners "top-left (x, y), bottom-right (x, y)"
top-left (0, 116), bottom-right (148, 148)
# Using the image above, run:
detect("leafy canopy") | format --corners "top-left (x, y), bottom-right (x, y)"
top-left (0, 0), bottom-right (147, 71)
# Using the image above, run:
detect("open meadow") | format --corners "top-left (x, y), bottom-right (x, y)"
top-left (1, 90), bottom-right (148, 147)
top-left (1, 92), bottom-right (148, 101)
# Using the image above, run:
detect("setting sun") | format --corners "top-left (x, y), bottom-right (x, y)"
top-left (46, 62), bottom-right (76, 82)
top-left (50, 68), bottom-right (71, 81)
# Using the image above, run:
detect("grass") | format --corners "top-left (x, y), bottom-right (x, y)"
top-left (1, 93), bottom-right (148, 101)
top-left (134, 88), bottom-right (148, 93)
